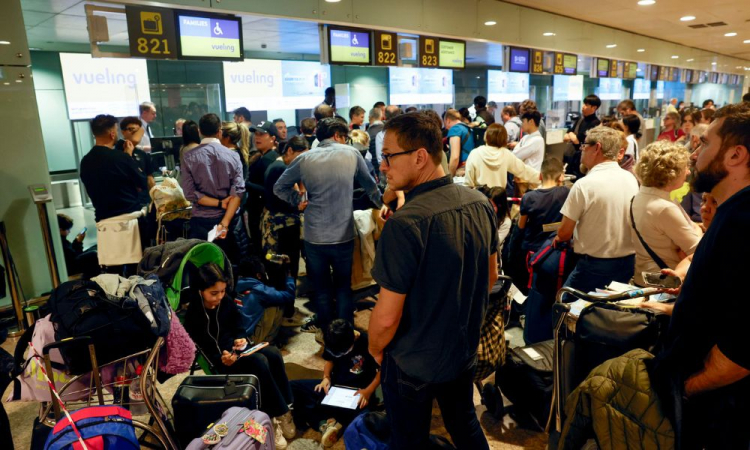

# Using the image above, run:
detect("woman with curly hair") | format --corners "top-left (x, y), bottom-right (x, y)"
top-left (630, 140), bottom-right (701, 286)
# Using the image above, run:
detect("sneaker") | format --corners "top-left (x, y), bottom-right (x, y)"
top-left (315, 329), bottom-right (324, 345)
top-left (277, 411), bottom-right (296, 440)
top-left (273, 419), bottom-right (288, 450)
top-left (300, 315), bottom-right (318, 333)
top-left (321, 420), bottom-right (342, 448)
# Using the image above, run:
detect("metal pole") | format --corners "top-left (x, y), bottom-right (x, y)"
top-left (36, 203), bottom-right (61, 288)
top-left (0, 221), bottom-right (26, 337)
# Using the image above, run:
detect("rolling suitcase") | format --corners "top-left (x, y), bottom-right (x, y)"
top-left (184, 407), bottom-right (273, 450)
top-left (497, 340), bottom-right (554, 430)
top-left (172, 374), bottom-right (260, 447)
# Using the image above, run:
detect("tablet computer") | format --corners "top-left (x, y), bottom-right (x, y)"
top-left (321, 386), bottom-right (360, 410)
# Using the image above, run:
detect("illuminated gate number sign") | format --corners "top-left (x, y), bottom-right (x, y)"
top-left (420, 36), bottom-right (439, 68)
top-left (126, 5), bottom-right (178, 60)
top-left (374, 31), bottom-right (398, 66)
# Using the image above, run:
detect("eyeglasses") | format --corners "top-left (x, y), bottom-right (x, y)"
top-left (382, 148), bottom-right (420, 167)
top-left (580, 141), bottom-right (597, 151)
top-left (125, 127), bottom-right (140, 133)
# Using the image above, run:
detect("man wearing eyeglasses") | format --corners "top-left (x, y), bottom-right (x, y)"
top-left (274, 117), bottom-right (383, 335)
top-left (554, 126), bottom-right (639, 294)
top-left (368, 112), bottom-right (498, 450)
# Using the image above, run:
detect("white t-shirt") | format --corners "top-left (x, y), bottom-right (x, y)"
top-left (626, 134), bottom-right (638, 159)
top-left (512, 130), bottom-right (545, 171)
top-left (560, 161), bottom-right (639, 258)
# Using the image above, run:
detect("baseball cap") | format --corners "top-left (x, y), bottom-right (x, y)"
top-left (250, 121), bottom-right (278, 138)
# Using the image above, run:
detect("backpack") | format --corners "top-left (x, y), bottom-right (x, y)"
top-left (523, 238), bottom-right (578, 345)
top-left (471, 127), bottom-right (486, 148)
top-left (43, 405), bottom-right (139, 450)
top-left (184, 407), bottom-right (273, 450)
top-left (343, 412), bottom-right (457, 450)
top-left (47, 280), bottom-right (156, 375)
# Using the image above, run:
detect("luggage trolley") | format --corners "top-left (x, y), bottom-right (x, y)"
top-left (547, 286), bottom-right (666, 443)
top-left (36, 336), bottom-right (179, 450)
top-left (156, 206), bottom-right (192, 245)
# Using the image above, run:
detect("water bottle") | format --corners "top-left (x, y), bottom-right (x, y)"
top-left (266, 252), bottom-right (288, 264)
top-left (113, 375), bottom-right (128, 407)
top-left (128, 365), bottom-right (148, 416)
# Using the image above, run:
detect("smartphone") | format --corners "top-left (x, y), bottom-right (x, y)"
top-left (238, 342), bottom-right (269, 358)
top-left (300, 191), bottom-right (308, 203)
top-left (78, 227), bottom-right (87, 236)
top-left (642, 272), bottom-right (682, 289)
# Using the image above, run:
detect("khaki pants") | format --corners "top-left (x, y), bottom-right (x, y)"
top-left (251, 307), bottom-right (285, 343)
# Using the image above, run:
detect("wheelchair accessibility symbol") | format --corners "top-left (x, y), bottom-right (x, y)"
top-left (352, 34), bottom-right (359, 46)
top-left (213, 22), bottom-right (223, 36)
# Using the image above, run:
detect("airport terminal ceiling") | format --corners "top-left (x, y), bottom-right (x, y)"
top-left (500, 0), bottom-right (750, 60)
top-left (18, 0), bottom-right (750, 73)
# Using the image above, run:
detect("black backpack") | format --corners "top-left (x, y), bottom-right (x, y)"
top-left (47, 280), bottom-right (156, 375)
top-left (471, 127), bottom-right (487, 148)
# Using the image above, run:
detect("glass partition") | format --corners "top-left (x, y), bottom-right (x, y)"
top-left (148, 83), bottom-right (223, 136)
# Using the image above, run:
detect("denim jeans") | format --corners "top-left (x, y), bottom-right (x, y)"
top-left (303, 240), bottom-right (354, 329)
top-left (563, 254), bottom-right (635, 296)
top-left (381, 354), bottom-right (489, 450)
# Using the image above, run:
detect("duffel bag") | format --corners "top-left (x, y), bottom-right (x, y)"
top-left (573, 301), bottom-right (669, 389)
top-left (172, 374), bottom-right (260, 447)
top-left (43, 405), bottom-right (138, 450)
top-left (47, 280), bottom-right (156, 375)
top-left (185, 406), bottom-right (273, 450)
top-left (497, 340), bottom-right (554, 429)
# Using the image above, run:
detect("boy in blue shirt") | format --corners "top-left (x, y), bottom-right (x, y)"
top-left (235, 256), bottom-right (296, 343)
top-left (519, 157), bottom-right (570, 254)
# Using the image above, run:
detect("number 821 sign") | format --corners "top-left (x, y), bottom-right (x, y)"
top-left (126, 5), bottom-right (178, 60)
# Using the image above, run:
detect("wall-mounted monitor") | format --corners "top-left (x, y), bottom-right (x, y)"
top-left (598, 78), bottom-right (623, 100)
top-left (176, 12), bottom-right (243, 61)
top-left (553, 75), bottom-right (584, 102)
top-left (223, 59), bottom-right (331, 111)
top-left (596, 58), bottom-right (610, 78)
top-left (59, 53), bottom-right (151, 120)
top-left (389, 67), bottom-right (453, 105)
top-left (563, 54), bottom-right (577, 75)
top-left (507, 47), bottom-right (531, 73)
top-left (328, 27), bottom-right (371, 65)
top-left (656, 80), bottom-right (665, 99)
top-left (438, 39), bottom-right (465, 69)
top-left (487, 71), bottom-right (529, 103)
top-left (633, 79), bottom-right (651, 100)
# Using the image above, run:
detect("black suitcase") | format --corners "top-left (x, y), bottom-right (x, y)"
top-left (497, 340), bottom-right (554, 430)
top-left (172, 374), bottom-right (260, 447)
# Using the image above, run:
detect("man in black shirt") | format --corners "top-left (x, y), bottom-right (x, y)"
top-left (80, 114), bottom-right (148, 223)
top-left (654, 102), bottom-right (750, 449)
top-left (564, 94), bottom-right (601, 178)
top-left (116, 116), bottom-right (156, 206)
top-left (369, 112), bottom-right (498, 450)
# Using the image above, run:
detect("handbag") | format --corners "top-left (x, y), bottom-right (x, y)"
top-left (629, 197), bottom-right (668, 269)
